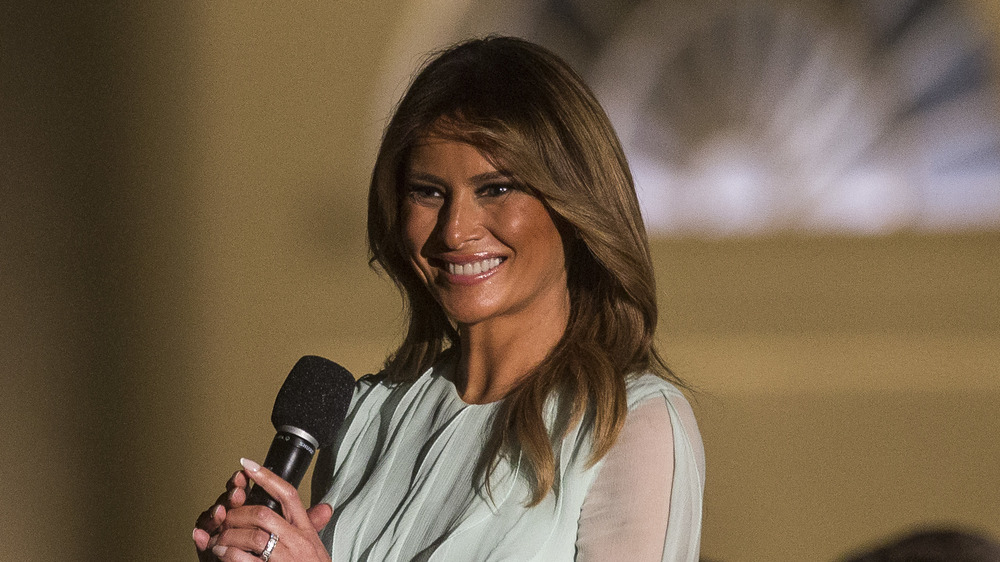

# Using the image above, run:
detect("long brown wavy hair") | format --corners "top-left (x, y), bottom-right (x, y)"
top-left (367, 36), bottom-right (686, 505)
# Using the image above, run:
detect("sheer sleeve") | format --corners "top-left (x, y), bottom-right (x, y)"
top-left (575, 391), bottom-right (704, 561)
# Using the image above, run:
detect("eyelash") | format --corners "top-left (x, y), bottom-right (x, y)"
top-left (405, 182), bottom-right (516, 200)
top-left (477, 182), bottom-right (512, 197)
top-left (407, 184), bottom-right (442, 200)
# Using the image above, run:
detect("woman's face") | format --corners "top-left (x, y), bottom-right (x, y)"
top-left (401, 137), bottom-right (570, 331)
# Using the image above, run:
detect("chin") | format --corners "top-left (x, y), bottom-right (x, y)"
top-left (438, 301), bottom-right (500, 327)
top-left (443, 309), bottom-right (492, 326)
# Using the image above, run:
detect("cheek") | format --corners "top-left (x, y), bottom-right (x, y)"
top-left (503, 205), bottom-right (565, 262)
top-left (400, 207), bottom-right (441, 290)
top-left (401, 206), bottom-right (431, 257)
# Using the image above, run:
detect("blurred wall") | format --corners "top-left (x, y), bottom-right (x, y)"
top-left (3, 4), bottom-right (196, 560)
top-left (655, 235), bottom-right (1000, 560)
top-left (2, 1), bottom-right (998, 561)
top-left (2, 3), bottom-right (402, 560)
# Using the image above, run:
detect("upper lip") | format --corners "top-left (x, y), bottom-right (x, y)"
top-left (432, 252), bottom-right (506, 266)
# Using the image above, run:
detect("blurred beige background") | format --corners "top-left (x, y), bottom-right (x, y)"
top-left (2, 1), bottom-right (998, 561)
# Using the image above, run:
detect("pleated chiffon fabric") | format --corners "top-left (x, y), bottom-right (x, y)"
top-left (314, 356), bottom-right (704, 561)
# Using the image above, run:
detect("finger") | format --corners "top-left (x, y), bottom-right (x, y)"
top-left (218, 527), bottom-right (324, 562)
top-left (212, 524), bottom-right (286, 562)
top-left (306, 503), bottom-right (333, 532)
top-left (228, 485), bottom-right (246, 507)
top-left (226, 470), bottom-right (248, 492)
top-left (225, 471), bottom-right (249, 507)
top-left (211, 544), bottom-right (260, 562)
top-left (220, 504), bottom-right (290, 538)
top-left (195, 503), bottom-right (225, 534)
top-left (240, 458), bottom-right (312, 529)
top-left (220, 505), bottom-right (330, 562)
top-left (214, 526), bottom-right (274, 554)
top-left (196, 472), bottom-right (247, 533)
top-left (193, 527), bottom-right (211, 551)
top-left (194, 525), bottom-right (224, 562)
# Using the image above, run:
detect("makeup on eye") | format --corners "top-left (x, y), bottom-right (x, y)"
top-left (406, 182), bottom-right (444, 203)
top-left (476, 181), bottom-right (515, 198)
top-left (404, 176), bottom-right (521, 202)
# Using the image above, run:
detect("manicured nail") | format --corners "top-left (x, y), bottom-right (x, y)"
top-left (212, 545), bottom-right (228, 557)
top-left (240, 457), bottom-right (261, 472)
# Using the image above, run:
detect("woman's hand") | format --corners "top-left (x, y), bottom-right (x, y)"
top-left (193, 469), bottom-right (251, 561)
top-left (207, 458), bottom-right (334, 562)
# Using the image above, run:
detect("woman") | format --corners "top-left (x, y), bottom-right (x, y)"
top-left (194, 36), bottom-right (704, 561)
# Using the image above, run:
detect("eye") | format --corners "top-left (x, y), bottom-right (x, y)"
top-left (477, 182), bottom-right (513, 198)
top-left (406, 182), bottom-right (443, 202)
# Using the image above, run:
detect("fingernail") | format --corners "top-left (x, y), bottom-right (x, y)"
top-left (240, 457), bottom-right (261, 472)
top-left (212, 545), bottom-right (228, 557)
top-left (213, 504), bottom-right (224, 518)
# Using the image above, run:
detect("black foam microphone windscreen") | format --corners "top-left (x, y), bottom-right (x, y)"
top-left (246, 355), bottom-right (356, 515)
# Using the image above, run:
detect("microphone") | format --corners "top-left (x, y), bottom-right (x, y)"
top-left (245, 355), bottom-right (356, 515)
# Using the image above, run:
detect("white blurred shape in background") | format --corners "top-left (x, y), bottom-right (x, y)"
top-left (382, 0), bottom-right (1000, 236)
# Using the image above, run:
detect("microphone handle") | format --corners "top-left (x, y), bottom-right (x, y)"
top-left (245, 430), bottom-right (317, 516)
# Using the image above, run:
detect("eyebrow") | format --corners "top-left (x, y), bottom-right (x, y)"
top-left (406, 170), bottom-right (513, 185)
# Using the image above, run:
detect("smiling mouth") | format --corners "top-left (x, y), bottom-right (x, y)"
top-left (446, 257), bottom-right (504, 276)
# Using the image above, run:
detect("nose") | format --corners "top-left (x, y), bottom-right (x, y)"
top-left (438, 191), bottom-right (483, 249)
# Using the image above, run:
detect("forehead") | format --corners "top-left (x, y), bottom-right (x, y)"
top-left (406, 136), bottom-right (500, 176)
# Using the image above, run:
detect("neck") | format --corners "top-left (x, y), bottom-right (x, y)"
top-left (454, 295), bottom-right (570, 405)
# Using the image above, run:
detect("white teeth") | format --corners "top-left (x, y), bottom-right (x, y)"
top-left (448, 257), bottom-right (502, 276)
